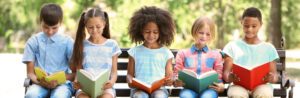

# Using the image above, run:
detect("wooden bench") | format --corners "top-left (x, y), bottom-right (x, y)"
top-left (114, 48), bottom-right (295, 98)
top-left (24, 48), bottom-right (295, 98)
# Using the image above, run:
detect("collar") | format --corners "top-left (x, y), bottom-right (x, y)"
top-left (41, 32), bottom-right (60, 42)
top-left (190, 44), bottom-right (209, 53)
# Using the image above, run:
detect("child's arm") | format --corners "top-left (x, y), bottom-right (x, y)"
top-left (103, 55), bottom-right (118, 89)
top-left (127, 56), bottom-right (135, 88)
top-left (223, 55), bottom-right (239, 83)
top-left (264, 61), bottom-right (278, 83)
top-left (165, 58), bottom-right (173, 86)
top-left (213, 51), bottom-right (224, 82)
top-left (173, 51), bottom-right (185, 87)
top-left (26, 61), bottom-right (39, 84)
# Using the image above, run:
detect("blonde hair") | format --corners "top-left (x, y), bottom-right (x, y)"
top-left (191, 16), bottom-right (216, 40)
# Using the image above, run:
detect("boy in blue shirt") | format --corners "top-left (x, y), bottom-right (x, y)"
top-left (23, 3), bottom-right (74, 98)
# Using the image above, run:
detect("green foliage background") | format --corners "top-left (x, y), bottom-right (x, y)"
top-left (0, 0), bottom-right (299, 53)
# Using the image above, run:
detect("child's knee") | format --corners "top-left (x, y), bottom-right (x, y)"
top-left (151, 89), bottom-right (168, 98)
top-left (25, 84), bottom-right (48, 98)
top-left (200, 89), bottom-right (218, 98)
top-left (252, 84), bottom-right (273, 98)
top-left (179, 89), bottom-right (197, 98)
top-left (227, 85), bottom-right (249, 98)
top-left (51, 84), bottom-right (73, 97)
top-left (132, 90), bottom-right (149, 98)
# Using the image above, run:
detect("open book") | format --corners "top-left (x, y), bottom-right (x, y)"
top-left (131, 77), bottom-right (166, 94)
top-left (34, 67), bottom-right (66, 84)
top-left (232, 62), bottom-right (270, 90)
top-left (178, 69), bottom-right (218, 93)
top-left (76, 69), bottom-right (110, 98)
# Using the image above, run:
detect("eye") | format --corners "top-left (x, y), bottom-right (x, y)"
top-left (153, 31), bottom-right (159, 34)
top-left (206, 33), bottom-right (211, 36)
top-left (198, 32), bottom-right (204, 35)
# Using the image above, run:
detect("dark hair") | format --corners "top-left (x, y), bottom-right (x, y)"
top-left (71, 8), bottom-right (110, 67)
top-left (242, 7), bottom-right (262, 23)
top-left (40, 3), bottom-right (63, 26)
top-left (128, 6), bottom-right (175, 46)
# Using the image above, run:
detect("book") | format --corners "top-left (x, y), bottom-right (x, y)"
top-left (232, 62), bottom-right (270, 90)
top-left (131, 77), bottom-right (166, 94)
top-left (178, 69), bottom-right (218, 93)
top-left (34, 67), bottom-right (66, 84)
top-left (76, 69), bottom-right (110, 98)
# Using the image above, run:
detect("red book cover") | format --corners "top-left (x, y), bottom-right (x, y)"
top-left (232, 62), bottom-right (270, 90)
top-left (131, 77), bottom-right (166, 93)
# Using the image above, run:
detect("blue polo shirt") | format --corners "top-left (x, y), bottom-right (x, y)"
top-left (22, 32), bottom-right (74, 75)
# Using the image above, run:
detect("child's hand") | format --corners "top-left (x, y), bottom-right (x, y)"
top-left (38, 78), bottom-right (57, 89)
top-left (173, 79), bottom-right (185, 87)
top-left (103, 80), bottom-right (114, 89)
top-left (263, 72), bottom-right (274, 83)
top-left (164, 78), bottom-right (173, 86)
top-left (48, 80), bottom-right (58, 89)
top-left (228, 73), bottom-right (240, 82)
top-left (209, 82), bottom-right (224, 93)
top-left (127, 75), bottom-right (133, 87)
top-left (72, 81), bottom-right (81, 90)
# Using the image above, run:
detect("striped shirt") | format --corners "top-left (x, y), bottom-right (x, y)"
top-left (82, 39), bottom-right (121, 74)
top-left (128, 45), bottom-right (174, 85)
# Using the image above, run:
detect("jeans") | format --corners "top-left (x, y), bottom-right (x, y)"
top-left (25, 81), bottom-right (74, 98)
top-left (179, 88), bottom-right (218, 98)
top-left (130, 88), bottom-right (169, 98)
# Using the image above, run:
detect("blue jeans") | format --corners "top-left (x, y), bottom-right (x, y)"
top-left (130, 88), bottom-right (169, 98)
top-left (179, 88), bottom-right (218, 98)
top-left (25, 81), bottom-right (74, 98)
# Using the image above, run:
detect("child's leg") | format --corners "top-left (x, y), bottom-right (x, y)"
top-left (200, 88), bottom-right (218, 98)
top-left (252, 84), bottom-right (273, 98)
top-left (50, 82), bottom-right (74, 98)
top-left (227, 85), bottom-right (249, 98)
top-left (76, 91), bottom-right (89, 98)
top-left (25, 84), bottom-right (49, 98)
top-left (98, 88), bottom-right (116, 98)
top-left (179, 89), bottom-right (198, 98)
top-left (150, 89), bottom-right (168, 98)
top-left (130, 88), bottom-right (149, 98)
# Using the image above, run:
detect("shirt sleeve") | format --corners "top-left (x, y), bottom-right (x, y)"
top-left (174, 50), bottom-right (185, 78)
top-left (267, 43), bottom-right (279, 62)
top-left (222, 41), bottom-right (234, 58)
top-left (112, 40), bottom-right (122, 56)
top-left (66, 37), bottom-right (74, 62)
top-left (213, 50), bottom-right (224, 82)
top-left (22, 36), bottom-right (37, 63)
top-left (127, 47), bottom-right (136, 58)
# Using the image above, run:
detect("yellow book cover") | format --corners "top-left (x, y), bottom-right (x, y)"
top-left (34, 67), bottom-right (67, 84)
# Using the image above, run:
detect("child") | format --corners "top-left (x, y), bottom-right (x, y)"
top-left (23, 3), bottom-right (74, 98)
top-left (71, 7), bottom-right (121, 98)
top-left (126, 6), bottom-right (175, 98)
top-left (173, 17), bottom-right (224, 98)
top-left (223, 7), bottom-right (279, 98)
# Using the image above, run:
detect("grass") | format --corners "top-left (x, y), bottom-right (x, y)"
top-left (286, 68), bottom-right (300, 82)
top-left (286, 58), bottom-right (300, 62)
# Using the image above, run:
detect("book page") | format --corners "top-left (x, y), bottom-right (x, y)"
top-left (181, 69), bottom-right (198, 78)
top-left (234, 62), bottom-right (269, 70)
top-left (132, 78), bottom-right (151, 88)
top-left (79, 69), bottom-right (95, 81)
top-left (198, 70), bottom-right (217, 79)
top-left (34, 67), bottom-right (47, 80)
